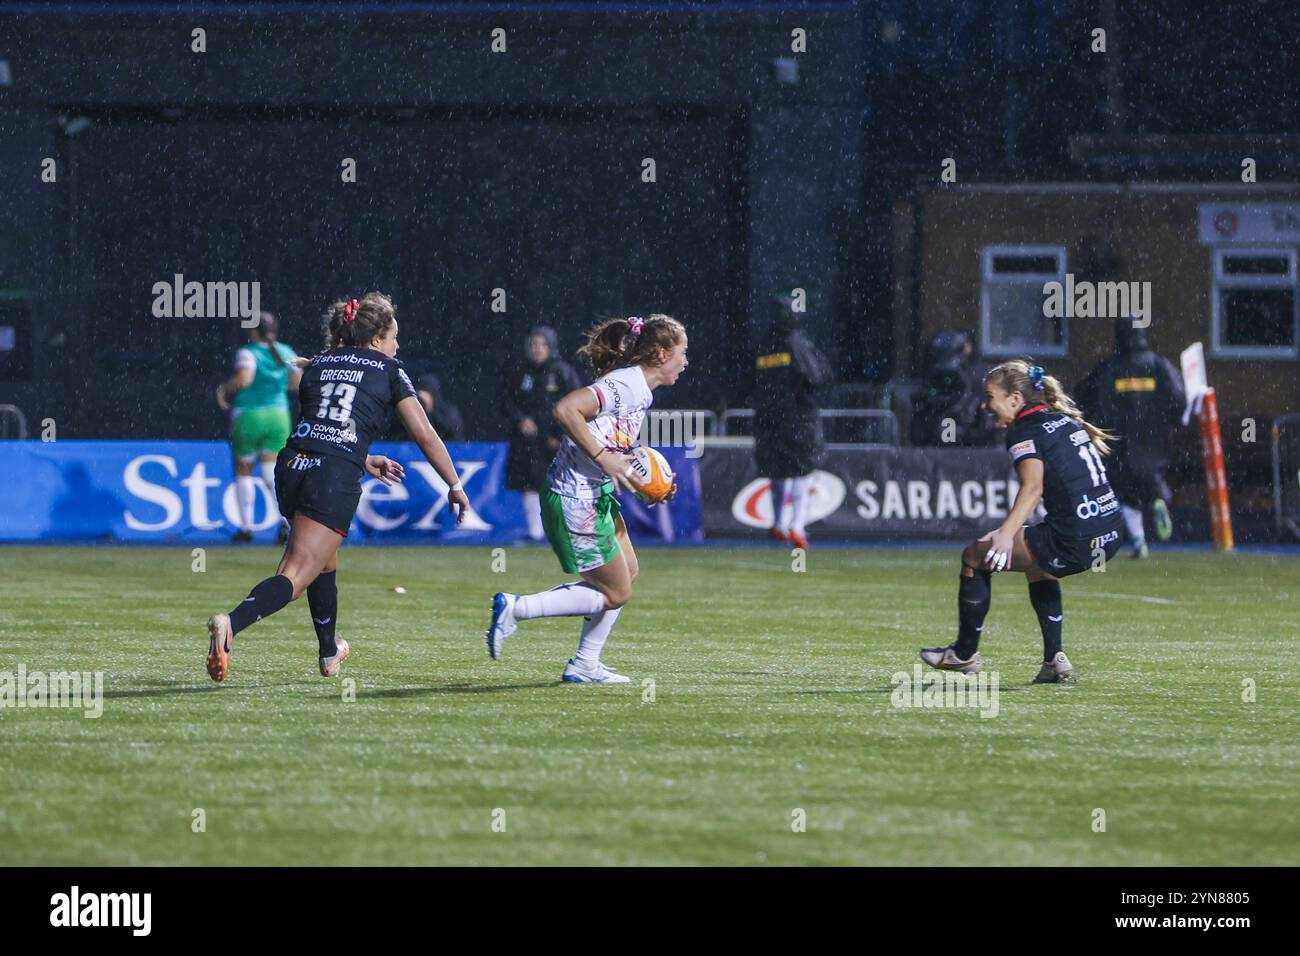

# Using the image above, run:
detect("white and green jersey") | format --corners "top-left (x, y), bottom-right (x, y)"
top-left (232, 342), bottom-right (297, 412)
top-left (546, 364), bottom-right (653, 500)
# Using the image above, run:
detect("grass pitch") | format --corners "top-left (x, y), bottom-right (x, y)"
top-left (1, 543), bottom-right (1296, 866)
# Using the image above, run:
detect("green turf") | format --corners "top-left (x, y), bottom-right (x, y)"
top-left (0, 544), bottom-right (1296, 866)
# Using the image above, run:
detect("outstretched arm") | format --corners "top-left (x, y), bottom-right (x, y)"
top-left (396, 395), bottom-right (469, 524)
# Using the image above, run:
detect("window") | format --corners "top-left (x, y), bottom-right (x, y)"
top-left (980, 245), bottom-right (1067, 357)
top-left (1212, 248), bottom-right (1298, 358)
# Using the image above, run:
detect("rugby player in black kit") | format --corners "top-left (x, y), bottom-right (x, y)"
top-left (206, 293), bottom-right (469, 682)
top-left (920, 360), bottom-right (1123, 683)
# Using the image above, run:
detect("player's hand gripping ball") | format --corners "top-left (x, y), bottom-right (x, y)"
top-left (625, 446), bottom-right (675, 505)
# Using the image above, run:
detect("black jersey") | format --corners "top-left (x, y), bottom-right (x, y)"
top-left (287, 347), bottom-right (418, 470)
top-left (1006, 404), bottom-right (1122, 538)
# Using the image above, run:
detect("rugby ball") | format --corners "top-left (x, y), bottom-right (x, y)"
top-left (625, 446), bottom-right (675, 504)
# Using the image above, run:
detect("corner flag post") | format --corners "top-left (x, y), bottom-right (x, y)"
top-left (1182, 343), bottom-right (1234, 552)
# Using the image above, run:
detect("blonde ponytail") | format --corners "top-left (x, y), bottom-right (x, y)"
top-left (986, 359), bottom-right (1115, 456)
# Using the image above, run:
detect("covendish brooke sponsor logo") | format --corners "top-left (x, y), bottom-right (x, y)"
top-left (1076, 494), bottom-right (1104, 519)
top-left (731, 471), bottom-right (846, 529)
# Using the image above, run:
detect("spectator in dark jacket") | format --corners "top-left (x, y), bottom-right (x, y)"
top-left (754, 293), bottom-right (830, 550)
top-left (502, 325), bottom-right (582, 541)
top-left (384, 366), bottom-right (465, 442)
top-left (417, 372), bottom-right (465, 443)
top-left (909, 330), bottom-right (995, 447)
top-left (1075, 319), bottom-right (1186, 557)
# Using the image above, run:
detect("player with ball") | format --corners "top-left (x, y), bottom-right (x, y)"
top-left (486, 314), bottom-right (687, 683)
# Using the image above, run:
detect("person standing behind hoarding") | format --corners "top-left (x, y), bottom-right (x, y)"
top-left (503, 326), bottom-right (582, 542)
top-left (1075, 319), bottom-right (1185, 558)
top-left (754, 293), bottom-right (830, 551)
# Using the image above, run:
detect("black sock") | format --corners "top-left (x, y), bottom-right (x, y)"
top-left (954, 567), bottom-right (991, 659)
top-left (1029, 579), bottom-right (1064, 659)
top-left (228, 574), bottom-right (294, 635)
top-left (307, 570), bottom-right (339, 657)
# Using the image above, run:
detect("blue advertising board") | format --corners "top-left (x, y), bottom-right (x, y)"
top-left (0, 441), bottom-right (702, 544)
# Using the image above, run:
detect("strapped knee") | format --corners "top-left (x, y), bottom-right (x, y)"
top-left (958, 568), bottom-right (991, 604)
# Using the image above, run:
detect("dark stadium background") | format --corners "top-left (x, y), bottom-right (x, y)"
top-left (1, 1), bottom-right (1297, 466)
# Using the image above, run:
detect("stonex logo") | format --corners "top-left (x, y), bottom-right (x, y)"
top-left (355, 459), bottom-right (491, 531)
top-left (121, 454), bottom-right (492, 533)
top-left (50, 886), bottom-right (151, 936)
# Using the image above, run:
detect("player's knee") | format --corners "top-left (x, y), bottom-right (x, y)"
top-left (604, 585), bottom-right (632, 609)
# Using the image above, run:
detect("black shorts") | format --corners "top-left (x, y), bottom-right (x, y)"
top-left (274, 449), bottom-right (363, 537)
top-left (1025, 521), bottom-right (1122, 577)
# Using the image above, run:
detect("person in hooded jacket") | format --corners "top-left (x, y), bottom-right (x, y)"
top-left (383, 362), bottom-right (465, 444)
top-left (753, 294), bottom-right (831, 551)
top-left (503, 325), bottom-right (583, 541)
top-left (909, 330), bottom-right (996, 447)
top-left (1075, 319), bottom-right (1186, 558)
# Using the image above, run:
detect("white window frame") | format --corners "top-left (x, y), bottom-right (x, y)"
top-left (980, 245), bottom-right (1068, 358)
top-left (1210, 247), bottom-right (1299, 359)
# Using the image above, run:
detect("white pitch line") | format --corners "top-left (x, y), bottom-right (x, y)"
top-left (1077, 591), bottom-right (1176, 605)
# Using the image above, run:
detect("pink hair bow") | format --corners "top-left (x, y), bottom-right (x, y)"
top-left (627, 316), bottom-right (644, 336)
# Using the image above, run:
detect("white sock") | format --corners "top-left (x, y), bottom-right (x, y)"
top-left (575, 607), bottom-right (622, 668)
top-left (523, 491), bottom-right (544, 540)
top-left (514, 582), bottom-right (606, 620)
top-left (769, 479), bottom-right (785, 530)
top-left (235, 476), bottom-right (256, 531)
top-left (258, 460), bottom-right (287, 530)
top-left (789, 475), bottom-right (813, 535)
top-left (1122, 504), bottom-right (1145, 545)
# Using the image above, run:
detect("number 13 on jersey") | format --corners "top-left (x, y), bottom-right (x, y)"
top-left (316, 382), bottom-right (356, 423)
